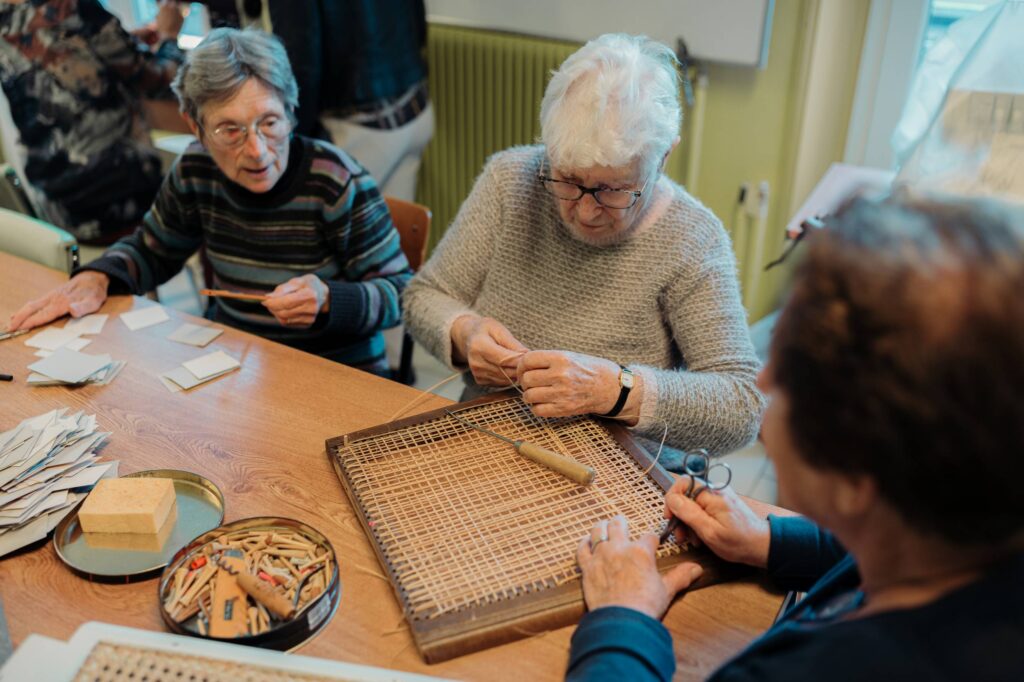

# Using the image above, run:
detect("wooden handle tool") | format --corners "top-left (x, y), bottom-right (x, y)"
top-left (446, 410), bottom-right (596, 486)
top-left (200, 289), bottom-right (269, 302)
top-left (235, 572), bottom-right (296, 620)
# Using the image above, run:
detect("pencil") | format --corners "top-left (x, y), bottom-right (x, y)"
top-left (200, 289), bottom-right (269, 302)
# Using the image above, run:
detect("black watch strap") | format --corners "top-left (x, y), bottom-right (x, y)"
top-left (601, 366), bottom-right (633, 418)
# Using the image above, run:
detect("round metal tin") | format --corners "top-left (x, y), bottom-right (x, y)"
top-left (53, 469), bottom-right (225, 581)
top-left (157, 517), bottom-right (341, 652)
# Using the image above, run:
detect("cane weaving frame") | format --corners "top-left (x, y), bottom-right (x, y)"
top-left (326, 392), bottom-right (730, 663)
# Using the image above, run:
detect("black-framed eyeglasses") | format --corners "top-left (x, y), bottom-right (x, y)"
top-left (198, 113), bottom-right (292, 150)
top-left (538, 159), bottom-right (651, 210)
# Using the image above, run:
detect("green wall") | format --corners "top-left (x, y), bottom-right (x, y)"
top-left (418, 1), bottom-right (869, 322)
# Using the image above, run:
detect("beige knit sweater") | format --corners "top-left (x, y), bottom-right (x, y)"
top-left (404, 146), bottom-right (765, 456)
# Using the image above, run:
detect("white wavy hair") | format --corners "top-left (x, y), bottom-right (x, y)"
top-left (540, 34), bottom-right (681, 173)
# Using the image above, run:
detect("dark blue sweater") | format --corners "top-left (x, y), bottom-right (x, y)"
top-left (567, 516), bottom-right (1024, 681)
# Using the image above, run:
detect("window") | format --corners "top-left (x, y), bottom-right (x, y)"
top-left (99, 0), bottom-right (209, 49)
top-left (920, 0), bottom-right (1002, 55)
top-left (844, 0), bottom-right (1001, 170)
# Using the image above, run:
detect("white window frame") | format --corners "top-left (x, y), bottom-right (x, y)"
top-left (843, 0), bottom-right (930, 170)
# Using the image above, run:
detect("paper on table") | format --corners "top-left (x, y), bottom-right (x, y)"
top-left (167, 322), bottom-right (223, 347)
top-left (63, 314), bottom-right (108, 335)
top-left (33, 337), bottom-right (91, 358)
top-left (159, 374), bottom-right (183, 393)
top-left (162, 365), bottom-right (237, 391)
top-left (0, 514), bottom-right (48, 557)
top-left (120, 305), bottom-right (170, 331)
top-left (24, 327), bottom-right (82, 351)
top-left (27, 349), bottom-right (111, 384)
top-left (183, 350), bottom-right (240, 380)
top-left (51, 461), bottom-right (117, 491)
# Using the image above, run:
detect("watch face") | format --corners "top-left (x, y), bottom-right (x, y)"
top-left (621, 369), bottom-right (635, 389)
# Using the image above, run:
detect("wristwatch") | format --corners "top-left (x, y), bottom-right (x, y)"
top-left (602, 365), bottom-right (634, 418)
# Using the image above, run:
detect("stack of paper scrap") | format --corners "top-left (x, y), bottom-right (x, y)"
top-left (24, 313), bottom-right (108, 358)
top-left (0, 409), bottom-right (118, 558)
top-left (26, 347), bottom-right (126, 386)
top-left (160, 350), bottom-right (240, 392)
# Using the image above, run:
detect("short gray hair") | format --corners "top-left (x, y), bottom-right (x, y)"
top-left (540, 34), bottom-right (681, 172)
top-left (172, 28), bottom-right (299, 125)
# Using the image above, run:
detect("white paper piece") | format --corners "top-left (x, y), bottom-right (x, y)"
top-left (0, 514), bottom-right (49, 557)
top-left (33, 337), bottom-right (90, 358)
top-left (159, 374), bottom-right (183, 393)
top-left (27, 348), bottom-right (111, 384)
top-left (120, 305), bottom-right (170, 331)
top-left (63, 314), bottom-right (108, 335)
top-left (183, 350), bottom-right (240, 380)
top-left (167, 322), bottom-right (223, 347)
top-left (24, 327), bottom-right (82, 351)
top-left (162, 366), bottom-right (235, 390)
top-left (52, 461), bottom-right (116, 491)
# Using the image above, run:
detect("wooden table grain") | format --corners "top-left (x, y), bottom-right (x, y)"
top-left (0, 252), bottom-right (785, 681)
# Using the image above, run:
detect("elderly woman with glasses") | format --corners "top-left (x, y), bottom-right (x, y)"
top-left (404, 34), bottom-right (763, 464)
top-left (8, 28), bottom-right (412, 375)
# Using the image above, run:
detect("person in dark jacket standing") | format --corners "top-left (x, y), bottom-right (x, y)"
top-left (236, 0), bottom-right (433, 201)
top-left (570, 194), bottom-right (1024, 681)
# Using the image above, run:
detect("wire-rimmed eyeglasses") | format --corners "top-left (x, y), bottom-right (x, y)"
top-left (199, 114), bottom-right (292, 150)
top-left (538, 159), bottom-right (652, 210)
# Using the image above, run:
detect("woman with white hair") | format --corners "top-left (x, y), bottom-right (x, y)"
top-left (404, 34), bottom-right (763, 463)
top-left (9, 28), bottom-right (411, 376)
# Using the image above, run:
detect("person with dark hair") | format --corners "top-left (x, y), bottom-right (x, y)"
top-left (0, 0), bottom-right (185, 244)
top-left (568, 194), bottom-right (1024, 681)
top-left (7, 28), bottom-right (411, 375)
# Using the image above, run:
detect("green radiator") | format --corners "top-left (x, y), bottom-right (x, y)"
top-left (417, 24), bottom-right (581, 251)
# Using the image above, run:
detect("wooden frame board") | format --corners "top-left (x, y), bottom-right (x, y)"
top-left (326, 391), bottom-right (743, 663)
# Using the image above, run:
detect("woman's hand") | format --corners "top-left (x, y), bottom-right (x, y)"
top-left (665, 477), bottom-right (771, 568)
top-left (450, 315), bottom-right (528, 386)
top-left (263, 275), bottom-right (329, 328)
top-left (577, 515), bottom-right (704, 620)
top-left (517, 350), bottom-right (621, 418)
top-left (8, 271), bottom-right (110, 332)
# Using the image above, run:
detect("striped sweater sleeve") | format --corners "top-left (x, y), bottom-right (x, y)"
top-left (77, 157), bottom-right (202, 293)
top-left (322, 173), bottom-right (411, 336)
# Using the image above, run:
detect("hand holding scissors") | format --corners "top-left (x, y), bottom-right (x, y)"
top-left (659, 449), bottom-right (732, 545)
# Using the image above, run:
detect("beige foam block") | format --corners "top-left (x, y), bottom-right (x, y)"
top-left (82, 505), bottom-right (178, 551)
top-left (78, 477), bottom-right (177, 534)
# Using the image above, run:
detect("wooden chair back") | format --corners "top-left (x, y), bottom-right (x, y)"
top-left (384, 196), bottom-right (431, 272)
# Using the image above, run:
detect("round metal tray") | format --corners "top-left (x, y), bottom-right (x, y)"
top-left (53, 469), bottom-right (225, 581)
top-left (157, 516), bottom-right (341, 652)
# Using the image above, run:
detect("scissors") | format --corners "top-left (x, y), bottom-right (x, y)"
top-left (658, 449), bottom-right (732, 545)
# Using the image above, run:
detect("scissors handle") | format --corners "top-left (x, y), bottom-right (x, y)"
top-left (658, 518), bottom-right (682, 545)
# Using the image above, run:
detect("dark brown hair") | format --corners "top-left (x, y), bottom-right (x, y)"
top-left (771, 194), bottom-right (1024, 545)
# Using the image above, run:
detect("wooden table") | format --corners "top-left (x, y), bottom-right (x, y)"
top-left (0, 253), bottom-right (786, 680)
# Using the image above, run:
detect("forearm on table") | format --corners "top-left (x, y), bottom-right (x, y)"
top-left (632, 365), bottom-right (764, 454)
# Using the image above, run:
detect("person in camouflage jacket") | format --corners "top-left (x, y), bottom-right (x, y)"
top-left (0, 0), bottom-right (184, 243)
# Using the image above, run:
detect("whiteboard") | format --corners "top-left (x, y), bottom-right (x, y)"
top-left (425, 0), bottom-right (775, 68)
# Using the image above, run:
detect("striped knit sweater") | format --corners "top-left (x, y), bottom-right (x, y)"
top-left (404, 146), bottom-right (765, 457)
top-left (81, 135), bottom-right (411, 374)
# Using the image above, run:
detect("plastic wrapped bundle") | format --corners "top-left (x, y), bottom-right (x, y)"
top-left (893, 1), bottom-right (1024, 202)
